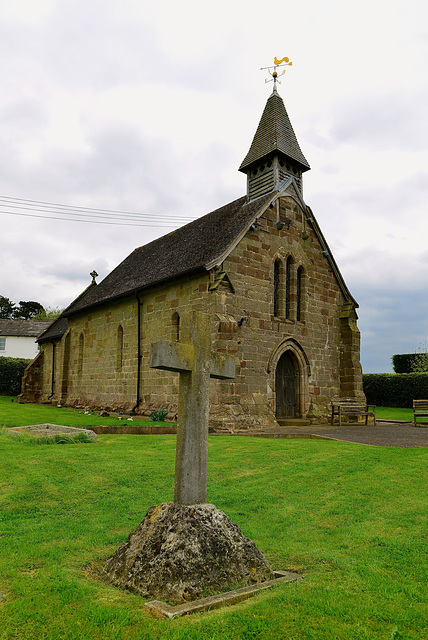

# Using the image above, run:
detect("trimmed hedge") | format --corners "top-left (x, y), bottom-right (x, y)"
top-left (0, 357), bottom-right (31, 395)
top-left (363, 373), bottom-right (428, 408)
top-left (392, 353), bottom-right (428, 373)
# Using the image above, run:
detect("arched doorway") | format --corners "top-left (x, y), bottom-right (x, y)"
top-left (275, 350), bottom-right (298, 418)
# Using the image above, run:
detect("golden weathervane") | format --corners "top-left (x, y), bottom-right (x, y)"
top-left (260, 56), bottom-right (293, 88)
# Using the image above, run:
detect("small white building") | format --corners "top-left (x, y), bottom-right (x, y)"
top-left (0, 320), bottom-right (51, 360)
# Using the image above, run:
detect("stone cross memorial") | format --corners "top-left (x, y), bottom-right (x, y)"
top-left (149, 311), bottom-right (235, 505)
top-left (102, 311), bottom-right (274, 605)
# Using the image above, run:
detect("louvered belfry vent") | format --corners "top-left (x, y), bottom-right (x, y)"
top-left (248, 167), bottom-right (275, 199)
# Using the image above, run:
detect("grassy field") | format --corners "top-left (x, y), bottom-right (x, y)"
top-left (0, 395), bottom-right (174, 428)
top-left (375, 406), bottom-right (414, 421)
top-left (0, 399), bottom-right (427, 639)
top-left (0, 395), bottom-right (416, 427)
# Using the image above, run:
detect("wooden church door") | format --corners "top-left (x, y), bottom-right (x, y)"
top-left (275, 351), bottom-right (298, 418)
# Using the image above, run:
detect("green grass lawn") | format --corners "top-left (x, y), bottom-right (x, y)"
top-left (0, 400), bottom-right (427, 640)
top-left (374, 406), bottom-right (414, 421)
top-left (0, 395), bottom-right (174, 428)
top-left (0, 394), bottom-right (416, 427)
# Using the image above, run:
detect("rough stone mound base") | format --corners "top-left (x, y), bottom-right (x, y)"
top-left (102, 502), bottom-right (274, 604)
top-left (9, 424), bottom-right (97, 441)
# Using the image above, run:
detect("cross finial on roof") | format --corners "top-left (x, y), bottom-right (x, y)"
top-left (90, 270), bottom-right (98, 284)
top-left (260, 56), bottom-right (293, 90)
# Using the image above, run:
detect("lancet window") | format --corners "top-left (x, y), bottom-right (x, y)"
top-left (78, 332), bottom-right (84, 375)
top-left (285, 256), bottom-right (292, 320)
top-left (296, 266), bottom-right (304, 322)
top-left (172, 312), bottom-right (180, 342)
top-left (273, 259), bottom-right (281, 317)
top-left (117, 324), bottom-right (124, 369)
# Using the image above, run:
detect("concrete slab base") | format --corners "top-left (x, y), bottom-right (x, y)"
top-left (144, 570), bottom-right (303, 619)
top-left (9, 424), bottom-right (97, 441)
top-left (89, 425), bottom-right (177, 435)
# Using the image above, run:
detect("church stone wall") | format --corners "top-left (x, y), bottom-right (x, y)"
top-left (63, 299), bottom-right (139, 410)
top-left (138, 272), bottom-right (214, 418)
top-left (21, 338), bottom-right (59, 404)
top-left (24, 298), bottom-right (140, 411)
top-left (208, 196), bottom-right (363, 429)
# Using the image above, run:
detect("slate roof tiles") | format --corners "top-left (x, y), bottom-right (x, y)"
top-left (38, 193), bottom-right (271, 342)
top-left (239, 89), bottom-right (310, 173)
top-left (0, 319), bottom-right (51, 337)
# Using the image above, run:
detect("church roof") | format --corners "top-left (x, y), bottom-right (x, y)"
top-left (239, 88), bottom-right (310, 173)
top-left (39, 181), bottom-right (357, 344)
top-left (38, 193), bottom-right (272, 341)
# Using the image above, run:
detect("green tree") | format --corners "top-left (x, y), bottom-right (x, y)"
top-left (13, 300), bottom-right (45, 320)
top-left (0, 296), bottom-right (16, 318)
top-left (33, 306), bottom-right (63, 322)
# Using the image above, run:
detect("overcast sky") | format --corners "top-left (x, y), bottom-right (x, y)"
top-left (1, 0), bottom-right (427, 373)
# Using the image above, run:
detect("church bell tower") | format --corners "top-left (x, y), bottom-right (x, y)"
top-left (239, 59), bottom-right (310, 201)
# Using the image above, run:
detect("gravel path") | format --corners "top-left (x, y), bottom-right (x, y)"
top-left (240, 421), bottom-right (428, 448)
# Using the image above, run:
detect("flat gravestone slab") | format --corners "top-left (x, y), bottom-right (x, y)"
top-left (9, 424), bottom-right (97, 441)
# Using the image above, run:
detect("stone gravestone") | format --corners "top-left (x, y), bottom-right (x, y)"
top-left (103, 312), bottom-right (273, 604)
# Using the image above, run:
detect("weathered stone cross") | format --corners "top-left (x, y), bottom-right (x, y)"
top-left (150, 311), bottom-right (235, 505)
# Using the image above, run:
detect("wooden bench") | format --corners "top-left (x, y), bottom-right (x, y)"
top-left (413, 400), bottom-right (428, 427)
top-left (331, 399), bottom-right (376, 427)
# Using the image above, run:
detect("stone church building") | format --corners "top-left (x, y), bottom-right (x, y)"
top-left (21, 84), bottom-right (364, 429)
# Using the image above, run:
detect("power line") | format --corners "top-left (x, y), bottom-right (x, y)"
top-left (0, 195), bottom-right (194, 220)
top-left (0, 209), bottom-right (189, 227)
top-left (0, 195), bottom-right (197, 227)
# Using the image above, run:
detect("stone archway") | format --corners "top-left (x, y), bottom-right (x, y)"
top-left (267, 338), bottom-right (310, 419)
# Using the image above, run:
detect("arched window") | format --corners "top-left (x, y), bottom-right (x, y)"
top-left (285, 256), bottom-right (292, 319)
top-left (172, 312), bottom-right (180, 342)
top-left (273, 259), bottom-right (281, 317)
top-left (296, 266), bottom-right (304, 321)
top-left (117, 324), bottom-right (124, 369)
top-left (78, 332), bottom-right (84, 375)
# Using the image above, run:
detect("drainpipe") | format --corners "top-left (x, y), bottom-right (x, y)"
top-left (131, 293), bottom-right (142, 413)
top-left (48, 341), bottom-right (56, 399)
